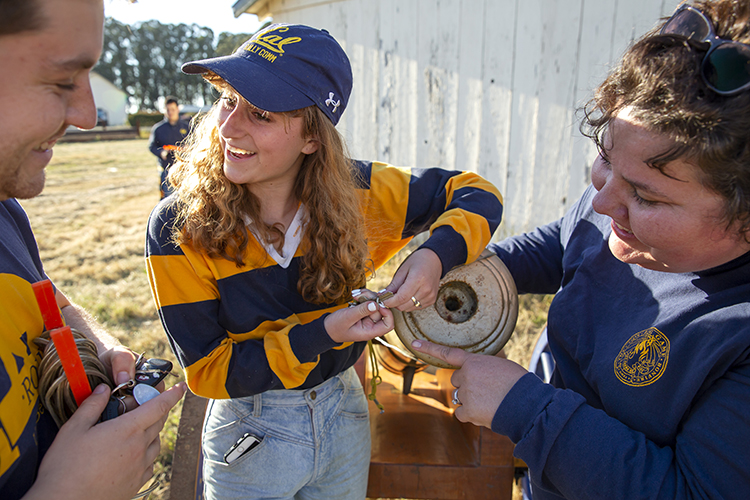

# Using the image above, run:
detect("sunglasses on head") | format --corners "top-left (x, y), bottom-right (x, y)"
top-left (660, 3), bottom-right (750, 96)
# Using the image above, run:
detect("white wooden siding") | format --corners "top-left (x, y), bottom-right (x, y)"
top-left (249, 0), bottom-right (681, 237)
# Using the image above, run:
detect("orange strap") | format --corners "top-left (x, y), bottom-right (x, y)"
top-left (32, 280), bottom-right (92, 406)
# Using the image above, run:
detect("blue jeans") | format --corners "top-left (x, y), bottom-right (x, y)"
top-left (201, 367), bottom-right (371, 500)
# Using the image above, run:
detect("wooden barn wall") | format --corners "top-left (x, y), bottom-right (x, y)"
top-left (256, 0), bottom-right (681, 237)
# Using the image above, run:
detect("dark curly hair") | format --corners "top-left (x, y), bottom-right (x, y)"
top-left (582, 0), bottom-right (750, 237)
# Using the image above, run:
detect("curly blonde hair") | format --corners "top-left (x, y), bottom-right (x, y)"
top-left (168, 75), bottom-right (371, 304)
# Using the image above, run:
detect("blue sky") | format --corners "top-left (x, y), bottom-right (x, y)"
top-left (105, 0), bottom-right (264, 35)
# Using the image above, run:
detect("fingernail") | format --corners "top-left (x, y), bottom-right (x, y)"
top-left (352, 289), bottom-right (362, 296)
top-left (378, 288), bottom-right (387, 294)
top-left (367, 302), bottom-right (377, 312)
top-left (116, 371), bottom-right (130, 385)
top-left (412, 340), bottom-right (422, 348)
top-left (94, 384), bottom-right (108, 394)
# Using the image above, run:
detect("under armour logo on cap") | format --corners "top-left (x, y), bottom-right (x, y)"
top-left (325, 92), bottom-right (341, 113)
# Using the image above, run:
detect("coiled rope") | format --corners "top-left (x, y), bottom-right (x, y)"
top-left (33, 329), bottom-right (159, 499)
top-left (34, 329), bottom-right (112, 428)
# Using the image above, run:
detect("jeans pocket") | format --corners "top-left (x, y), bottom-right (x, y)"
top-left (203, 432), bottom-right (313, 499)
top-left (338, 382), bottom-right (369, 420)
top-left (203, 398), bottom-right (265, 467)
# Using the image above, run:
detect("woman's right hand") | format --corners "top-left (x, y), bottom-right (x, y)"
top-left (410, 340), bottom-right (527, 428)
top-left (324, 300), bottom-right (393, 344)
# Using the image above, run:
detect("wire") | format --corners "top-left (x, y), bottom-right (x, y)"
top-left (34, 328), bottom-right (112, 428)
top-left (373, 335), bottom-right (419, 360)
top-left (33, 329), bottom-right (160, 499)
top-left (366, 339), bottom-right (385, 413)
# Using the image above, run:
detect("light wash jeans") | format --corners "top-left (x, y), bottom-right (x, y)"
top-left (201, 367), bottom-right (371, 500)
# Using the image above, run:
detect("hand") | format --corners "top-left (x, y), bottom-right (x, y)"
top-left (98, 345), bottom-right (137, 387)
top-left (325, 300), bottom-right (394, 344)
top-left (382, 248), bottom-right (442, 311)
top-left (99, 347), bottom-right (166, 412)
top-left (410, 340), bottom-right (528, 428)
top-left (23, 381), bottom-right (187, 500)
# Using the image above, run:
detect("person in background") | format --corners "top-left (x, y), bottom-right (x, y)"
top-left (413, 1), bottom-right (750, 498)
top-left (0, 1), bottom-right (186, 499)
top-left (148, 95), bottom-right (191, 198)
top-left (146, 24), bottom-right (503, 499)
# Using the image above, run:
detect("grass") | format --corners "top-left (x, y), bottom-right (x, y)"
top-left (22, 139), bottom-right (552, 500)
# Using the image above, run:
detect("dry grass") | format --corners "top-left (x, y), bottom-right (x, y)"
top-left (22, 139), bottom-right (551, 500)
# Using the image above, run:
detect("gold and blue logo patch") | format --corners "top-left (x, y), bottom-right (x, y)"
top-left (614, 327), bottom-right (670, 387)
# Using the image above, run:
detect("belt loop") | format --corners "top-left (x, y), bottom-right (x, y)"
top-left (253, 393), bottom-right (262, 418)
top-left (339, 367), bottom-right (349, 396)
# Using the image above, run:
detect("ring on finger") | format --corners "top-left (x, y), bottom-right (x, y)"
top-left (451, 388), bottom-right (461, 406)
top-left (411, 296), bottom-right (421, 308)
top-left (117, 396), bottom-right (128, 415)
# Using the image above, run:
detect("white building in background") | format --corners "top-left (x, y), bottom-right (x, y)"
top-left (89, 71), bottom-right (129, 126)
top-left (232, 0), bottom-right (680, 237)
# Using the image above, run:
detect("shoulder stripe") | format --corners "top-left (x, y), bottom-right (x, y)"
top-left (351, 160), bottom-right (372, 189)
top-left (146, 254), bottom-right (219, 309)
top-left (146, 198), bottom-right (183, 255)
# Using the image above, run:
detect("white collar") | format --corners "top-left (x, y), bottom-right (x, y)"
top-left (245, 204), bottom-right (306, 269)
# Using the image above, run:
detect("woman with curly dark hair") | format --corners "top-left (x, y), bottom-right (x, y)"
top-left (414, 1), bottom-right (750, 498)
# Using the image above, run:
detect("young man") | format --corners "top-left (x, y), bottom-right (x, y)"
top-left (148, 96), bottom-right (191, 198)
top-left (0, 1), bottom-right (186, 499)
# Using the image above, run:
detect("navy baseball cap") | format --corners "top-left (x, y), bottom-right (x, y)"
top-left (182, 24), bottom-right (352, 125)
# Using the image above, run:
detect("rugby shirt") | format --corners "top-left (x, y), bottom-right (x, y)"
top-left (145, 160), bottom-right (503, 398)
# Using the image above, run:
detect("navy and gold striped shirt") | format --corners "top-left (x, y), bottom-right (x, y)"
top-left (145, 161), bottom-right (503, 399)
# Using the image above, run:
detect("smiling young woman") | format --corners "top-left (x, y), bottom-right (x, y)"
top-left (145, 24), bottom-right (503, 500)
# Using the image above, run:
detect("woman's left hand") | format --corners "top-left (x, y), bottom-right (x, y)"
top-left (324, 300), bottom-right (394, 344)
top-left (382, 248), bottom-right (442, 311)
top-left (410, 339), bottom-right (528, 428)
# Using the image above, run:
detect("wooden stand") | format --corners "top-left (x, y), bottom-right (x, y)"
top-left (170, 353), bottom-right (516, 500)
top-left (358, 357), bottom-right (516, 500)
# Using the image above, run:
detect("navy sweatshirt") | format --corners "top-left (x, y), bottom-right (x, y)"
top-left (148, 118), bottom-right (190, 170)
top-left (489, 185), bottom-right (750, 499)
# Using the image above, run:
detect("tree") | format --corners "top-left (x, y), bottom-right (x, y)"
top-left (99, 18), bottom-right (137, 101)
top-left (214, 32), bottom-right (250, 57)
top-left (214, 19), bottom-right (271, 56)
top-left (96, 18), bottom-right (255, 110)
